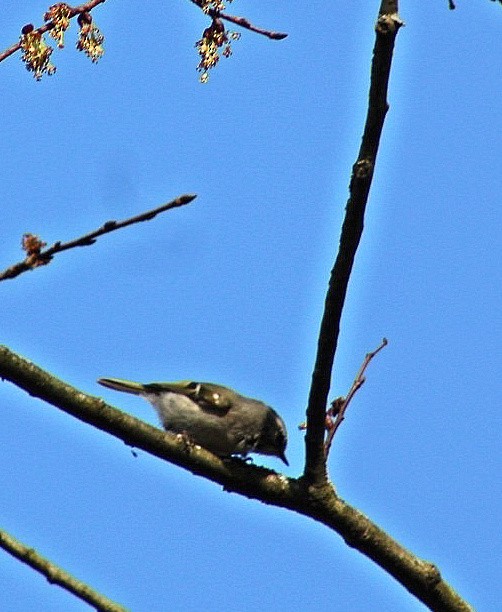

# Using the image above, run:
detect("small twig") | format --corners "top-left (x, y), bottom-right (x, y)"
top-left (0, 528), bottom-right (128, 611)
top-left (324, 338), bottom-right (388, 458)
top-left (0, 0), bottom-right (107, 64)
top-left (299, 338), bottom-right (388, 457)
top-left (0, 194), bottom-right (196, 282)
top-left (190, 1), bottom-right (287, 40)
top-left (214, 12), bottom-right (288, 40)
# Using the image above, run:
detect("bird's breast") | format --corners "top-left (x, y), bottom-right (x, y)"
top-left (143, 391), bottom-right (241, 456)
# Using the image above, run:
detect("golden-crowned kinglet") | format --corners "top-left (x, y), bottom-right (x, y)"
top-left (97, 378), bottom-right (289, 465)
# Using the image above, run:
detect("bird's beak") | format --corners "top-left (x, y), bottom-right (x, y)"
top-left (278, 451), bottom-right (289, 466)
top-left (97, 378), bottom-right (144, 394)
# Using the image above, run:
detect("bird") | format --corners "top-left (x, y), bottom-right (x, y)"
top-left (97, 378), bottom-right (289, 465)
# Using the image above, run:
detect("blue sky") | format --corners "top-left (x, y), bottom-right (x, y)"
top-left (1, 1), bottom-right (501, 610)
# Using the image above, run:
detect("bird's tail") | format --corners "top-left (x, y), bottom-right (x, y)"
top-left (97, 377), bottom-right (145, 395)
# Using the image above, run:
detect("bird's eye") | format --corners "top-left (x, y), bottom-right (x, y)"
top-left (212, 392), bottom-right (220, 404)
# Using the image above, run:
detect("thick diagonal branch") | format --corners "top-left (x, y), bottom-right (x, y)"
top-left (0, 346), bottom-right (472, 612)
top-left (304, 1), bottom-right (403, 486)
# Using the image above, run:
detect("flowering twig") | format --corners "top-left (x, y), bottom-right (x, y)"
top-left (0, 194), bottom-right (196, 282)
top-left (0, 0), bottom-right (106, 66)
top-left (191, 0), bottom-right (287, 81)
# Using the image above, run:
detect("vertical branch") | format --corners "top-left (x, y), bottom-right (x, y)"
top-left (304, 0), bottom-right (403, 485)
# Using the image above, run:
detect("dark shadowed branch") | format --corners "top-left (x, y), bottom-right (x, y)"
top-left (0, 194), bottom-right (196, 282)
top-left (303, 0), bottom-right (403, 486)
top-left (0, 346), bottom-right (473, 612)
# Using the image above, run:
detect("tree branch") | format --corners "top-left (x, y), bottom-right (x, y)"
top-left (0, 528), bottom-right (127, 612)
top-left (0, 0), bottom-right (107, 64)
top-left (324, 338), bottom-right (388, 458)
top-left (0, 346), bottom-right (473, 612)
top-left (189, 1), bottom-right (288, 40)
top-left (213, 12), bottom-right (287, 40)
top-left (303, 0), bottom-right (403, 486)
top-left (0, 194), bottom-right (196, 282)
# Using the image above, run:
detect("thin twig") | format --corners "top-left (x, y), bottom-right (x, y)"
top-left (0, 528), bottom-right (128, 612)
top-left (214, 12), bottom-right (287, 40)
top-left (189, 1), bottom-right (287, 40)
top-left (303, 0), bottom-right (403, 486)
top-left (0, 194), bottom-right (196, 282)
top-left (0, 0), bottom-right (107, 64)
top-left (324, 338), bottom-right (388, 458)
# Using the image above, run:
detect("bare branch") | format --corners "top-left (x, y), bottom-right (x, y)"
top-left (324, 338), bottom-right (388, 458)
top-left (215, 12), bottom-right (288, 40)
top-left (0, 194), bottom-right (196, 282)
top-left (189, 1), bottom-right (288, 40)
top-left (0, 346), bottom-right (473, 612)
top-left (0, 0), bottom-right (107, 64)
top-left (0, 528), bottom-right (127, 612)
top-left (303, 1), bottom-right (404, 486)
top-left (298, 339), bottom-right (388, 457)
